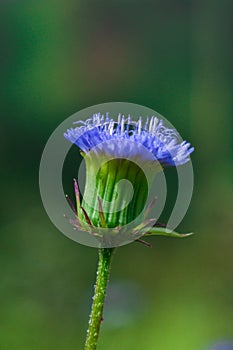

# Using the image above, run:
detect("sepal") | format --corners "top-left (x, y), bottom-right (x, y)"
top-left (143, 227), bottom-right (194, 238)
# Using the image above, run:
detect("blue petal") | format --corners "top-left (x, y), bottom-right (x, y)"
top-left (64, 113), bottom-right (194, 167)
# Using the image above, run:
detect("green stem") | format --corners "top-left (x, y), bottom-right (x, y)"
top-left (84, 248), bottom-right (115, 350)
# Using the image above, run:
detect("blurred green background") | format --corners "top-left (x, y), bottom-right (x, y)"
top-left (1, 1), bottom-right (232, 349)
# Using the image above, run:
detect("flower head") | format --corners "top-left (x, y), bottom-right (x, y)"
top-left (208, 342), bottom-right (233, 350)
top-left (64, 113), bottom-right (194, 167)
top-left (64, 112), bottom-right (194, 246)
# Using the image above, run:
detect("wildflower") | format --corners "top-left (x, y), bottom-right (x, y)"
top-left (64, 113), bottom-right (194, 244)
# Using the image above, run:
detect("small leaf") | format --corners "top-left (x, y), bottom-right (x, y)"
top-left (136, 239), bottom-right (152, 248)
top-left (73, 178), bottom-right (81, 209)
top-left (143, 227), bottom-right (194, 238)
top-left (65, 194), bottom-right (77, 215)
top-left (143, 196), bottom-right (157, 219)
top-left (80, 206), bottom-right (93, 227)
top-left (97, 196), bottom-right (107, 228)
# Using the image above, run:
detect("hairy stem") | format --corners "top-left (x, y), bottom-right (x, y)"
top-left (84, 248), bottom-right (114, 350)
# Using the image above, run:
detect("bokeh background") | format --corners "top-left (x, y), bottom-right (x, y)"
top-left (1, 1), bottom-right (232, 349)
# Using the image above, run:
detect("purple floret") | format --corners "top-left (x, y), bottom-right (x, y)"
top-left (64, 113), bottom-right (194, 167)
